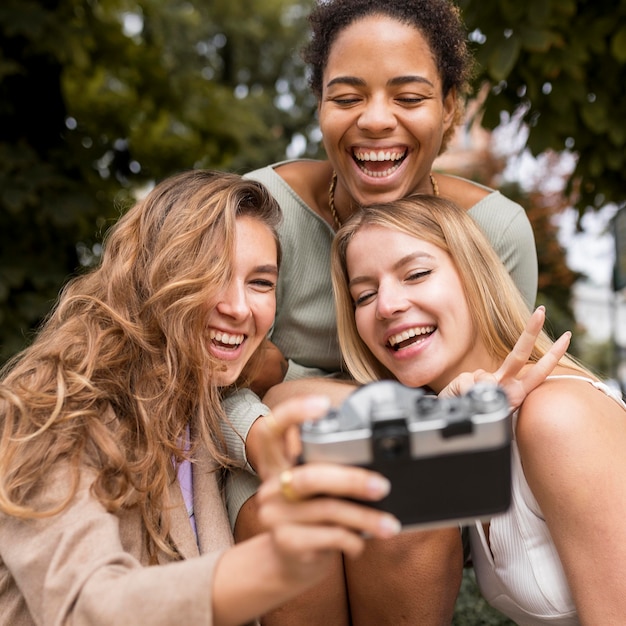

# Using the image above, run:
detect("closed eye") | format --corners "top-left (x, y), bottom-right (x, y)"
top-left (330, 96), bottom-right (362, 106)
top-left (353, 291), bottom-right (376, 307)
top-left (396, 96), bottom-right (425, 105)
top-left (250, 278), bottom-right (276, 292)
top-left (407, 270), bottom-right (432, 282)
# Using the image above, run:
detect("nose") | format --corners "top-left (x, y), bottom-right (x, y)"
top-left (375, 280), bottom-right (410, 320)
top-left (357, 95), bottom-right (397, 133)
top-left (215, 280), bottom-right (249, 320)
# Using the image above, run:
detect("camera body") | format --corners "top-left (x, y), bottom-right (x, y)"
top-left (300, 380), bottom-right (512, 528)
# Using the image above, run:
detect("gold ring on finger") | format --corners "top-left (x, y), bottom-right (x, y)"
top-left (279, 469), bottom-right (300, 502)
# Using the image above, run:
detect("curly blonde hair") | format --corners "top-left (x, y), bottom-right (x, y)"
top-left (0, 170), bottom-right (281, 557)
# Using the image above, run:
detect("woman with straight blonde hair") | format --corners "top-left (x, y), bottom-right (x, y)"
top-left (331, 194), bottom-right (626, 625)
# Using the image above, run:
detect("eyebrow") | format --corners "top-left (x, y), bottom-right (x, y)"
top-left (326, 75), bottom-right (435, 89)
top-left (348, 251), bottom-right (435, 288)
top-left (255, 264), bottom-right (279, 275)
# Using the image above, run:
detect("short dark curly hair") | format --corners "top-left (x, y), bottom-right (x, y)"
top-left (303, 0), bottom-right (475, 144)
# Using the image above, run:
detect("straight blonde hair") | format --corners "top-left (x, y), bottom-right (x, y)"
top-left (331, 194), bottom-right (585, 385)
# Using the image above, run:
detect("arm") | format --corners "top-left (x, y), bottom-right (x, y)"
top-left (2, 399), bottom-right (399, 626)
top-left (517, 378), bottom-right (626, 624)
top-left (0, 467), bottom-right (223, 626)
top-left (221, 388), bottom-right (270, 470)
top-left (213, 395), bottom-right (401, 626)
top-left (222, 378), bottom-right (359, 532)
top-left (245, 377), bottom-right (359, 472)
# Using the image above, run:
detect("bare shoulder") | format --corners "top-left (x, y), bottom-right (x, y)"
top-left (515, 370), bottom-right (626, 533)
top-left (274, 160), bottom-right (333, 211)
top-left (516, 371), bottom-right (626, 459)
top-left (435, 173), bottom-right (491, 211)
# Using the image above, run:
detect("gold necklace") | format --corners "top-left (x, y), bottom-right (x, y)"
top-left (430, 172), bottom-right (439, 197)
top-left (328, 171), bottom-right (342, 230)
top-left (328, 171), bottom-right (439, 230)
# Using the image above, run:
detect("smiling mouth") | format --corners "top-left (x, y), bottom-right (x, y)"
top-left (353, 149), bottom-right (407, 178)
top-left (387, 326), bottom-right (435, 351)
top-left (209, 329), bottom-right (245, 350)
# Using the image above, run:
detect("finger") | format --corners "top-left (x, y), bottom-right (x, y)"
top-left (474, 371), bottom-right (499, 384)
top-left (261, 395), bottom-right (331, 439)
top-left (438, 372), bottom-right (477, 398)
top-left (494, 306), bottom-right (546, 381)
top-left (258, 395), bottom-right (331, 475)
top-left (439, 370), bottom-right (498, 398)
top-left (284, 425), bottom-right (302, 463)
top-left (271, 522), bottom-right (367, 560)
top-left (260, 496), bottom-right (401, 541)
top-left (259, 463), bottom-right (392, 504)
top-left (513, 330), bottom-right (572, 395)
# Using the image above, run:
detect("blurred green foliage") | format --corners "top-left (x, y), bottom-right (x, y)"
top-left (458, 0), bottom-right (626, 211)
top-left (1, 0), bottom-right (625, 367)
top-left (0, 0), bottom-right (313, 360)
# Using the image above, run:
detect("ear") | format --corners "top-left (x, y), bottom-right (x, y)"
top-left (442, 87), bottom-right (457, 131)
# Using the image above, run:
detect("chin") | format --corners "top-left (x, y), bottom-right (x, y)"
top-left (214, 368), bottom-right (241, 388)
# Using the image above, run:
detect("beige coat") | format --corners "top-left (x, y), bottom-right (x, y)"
top-left (0, 442), bottom-right (241, 626)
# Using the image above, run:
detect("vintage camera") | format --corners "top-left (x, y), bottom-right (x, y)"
top-left (300, 380), bottom-right (512, 528)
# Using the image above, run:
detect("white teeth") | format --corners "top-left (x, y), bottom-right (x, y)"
top-left (358, 163), bottom-right (401, 177)
top-left (353, 150), bottom-right (406, 177)
top-left (209, 330), bottom-right (244, 346)
top-left (355, 150), bottom-right (405, 162)
top-left (388, 326), bottom-right (435, 347)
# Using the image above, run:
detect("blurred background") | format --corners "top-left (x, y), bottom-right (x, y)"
top-left (1, 1), bottom-right (626, 622)
top-left (2, 0), bottom-right (625, 383)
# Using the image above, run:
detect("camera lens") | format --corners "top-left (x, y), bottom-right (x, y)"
top-left (377, 435), bottom-right (406, 459)
top-left (372, 420), bottom-right (410, 461)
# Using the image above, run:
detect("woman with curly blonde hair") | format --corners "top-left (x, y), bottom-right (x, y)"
top-left (0, 169), bottom-right (400, 626)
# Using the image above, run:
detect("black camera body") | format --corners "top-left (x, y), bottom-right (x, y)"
top-left (300, 380), bottom-right (512, 528)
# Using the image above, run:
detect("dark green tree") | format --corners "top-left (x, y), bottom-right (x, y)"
top-left (0, 0), bottom-right (311, 361)
top-left (2, 0), bottom-right (625, 363)
top-left (457, 0), bottom-right (626, 213)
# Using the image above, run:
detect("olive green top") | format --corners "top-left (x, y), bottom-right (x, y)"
top-left (222, 159), bottom-right (538, 527)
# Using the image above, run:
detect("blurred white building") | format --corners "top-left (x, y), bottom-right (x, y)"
top-left (435, 109), bottom-right (626, 392)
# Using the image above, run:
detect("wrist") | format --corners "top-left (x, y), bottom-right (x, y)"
top-left (212, 533), bottom-right (308, 626)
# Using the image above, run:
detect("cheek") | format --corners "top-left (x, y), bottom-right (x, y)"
top-left (319, 107), bottom-right (347, 138)
top-left (255, 300), bottom-right (276, 336)
top-left (354, 309), bottom-right (373, 345)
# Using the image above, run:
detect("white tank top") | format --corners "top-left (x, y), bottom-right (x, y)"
top-left (469, 376), bottom-right (625, 625)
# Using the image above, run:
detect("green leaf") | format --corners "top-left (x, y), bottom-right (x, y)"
top-left (488, 34), bottom-right (522, 81)
top-left (520, 26), bottom-right (555, 53)
top-left (528, 0), bottom-right (551, 26)
top-left (611, 25), bottom-right (626, 63)
top-left (498, 0), bottom-right (525, 22)
top-left (608, 124), bottom-right (626, 147)
top-left (605, 149), bottom-right (625, 171)
top-left (587, 152), bottom-right (604, 178)
top-left (551, 0), bottom-right (578, 17)
top-left (580, 100), bottom-right (609, 134)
